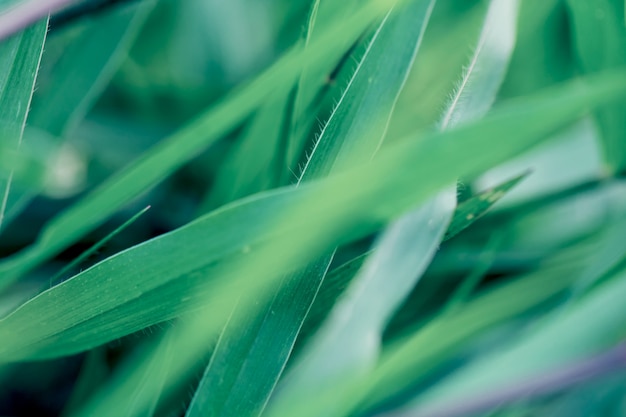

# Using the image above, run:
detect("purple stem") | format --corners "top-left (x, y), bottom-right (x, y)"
top-left (0, 0), bottom-right (77, 40)
top-left (393, 343), bottom-right (626, 417)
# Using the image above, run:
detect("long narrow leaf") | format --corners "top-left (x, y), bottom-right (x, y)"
top-left (0, 18), bottom-right (47, 230)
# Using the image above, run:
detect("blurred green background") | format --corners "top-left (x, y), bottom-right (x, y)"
top-left (1, 0), bottom-right (626, 416)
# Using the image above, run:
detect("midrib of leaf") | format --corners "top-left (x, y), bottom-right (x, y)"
top-left (186, 2), bottom-right (431, 416)
top-left (0, 19), bottom-right (47, 231)
top-left (267, 2), bottom-right (519, 416)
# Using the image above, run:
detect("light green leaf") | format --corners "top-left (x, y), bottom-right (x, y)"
top-left (266, 239), bottom-right (594, 417)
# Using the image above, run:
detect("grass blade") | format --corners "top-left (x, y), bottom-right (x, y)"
top-left (0, 18), bottom-right (47, 231)
top-left (285, 0), bottom-right (362, 173)
top-left (1, 1), bottom-right (155, 227)
top-left (444, 172), bottom-right (527, 240)
top-left (31, 1), bottom-right (154, 137)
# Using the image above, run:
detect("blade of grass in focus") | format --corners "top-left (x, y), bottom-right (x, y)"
top-left (0, 18), bottom-right (47, 231)
top-left (268, 2), bottom-right (519, 415)
top-left (285, 0), bottom-right (362, 174)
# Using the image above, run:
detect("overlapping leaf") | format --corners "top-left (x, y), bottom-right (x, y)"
top-left (0, 72), bottom-right (623, 364)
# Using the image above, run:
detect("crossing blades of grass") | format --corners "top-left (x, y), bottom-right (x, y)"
top-left (267, 2), bottom-right (519, 414)
top-left (0, 72), bottom-right (620, 417)
top-left (0, 0), bottom-right (393, 286)
top-left (0, 18), bottom-right (47, 231)
top-left (302, 172), bottom-right (525, 342)
top-left (264, 236), bottom-right (596, 417)
top-left (186, 2), bottom-right (434, 416)
top-left (0, 71), bottom-right (622, 365)
top-left (566, 0), bottom-right (626, 174)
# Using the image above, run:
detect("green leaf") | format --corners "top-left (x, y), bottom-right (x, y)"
top-left (445, 172), bottom-right (527, 240)
top-left (186, 2), bottom-right (434, 416)
top-left (303, 172), bottom-right (526, 341)
top-left (566, 0), bottom-right (626, 173)
top-left (0, 0), bottom-right (393, 286)
top-left (0, 71), bottom-right (622, 364)
top-left (285, 0), bottom-right (362, 173)
top-left (30, 2), bottom-right (154, 137)
top-left (0, 18), bottom-right (47, 230)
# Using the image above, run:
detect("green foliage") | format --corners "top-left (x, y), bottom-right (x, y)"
top-left (1, 1), bottom-right (626, 417)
